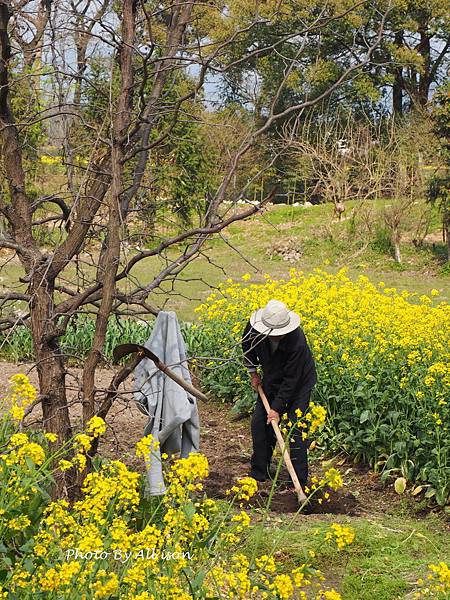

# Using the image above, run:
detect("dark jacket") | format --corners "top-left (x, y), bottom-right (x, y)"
top-left (241, 320), bottom-right (317, 414)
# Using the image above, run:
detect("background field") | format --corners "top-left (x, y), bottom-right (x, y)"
top-left (1, 198), bottom-right (448, 329)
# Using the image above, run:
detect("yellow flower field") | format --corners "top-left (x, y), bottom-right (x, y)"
top-left (192, 268), bottom-right (450, 505)
top-left (0, 375), bottom-right (353, 599)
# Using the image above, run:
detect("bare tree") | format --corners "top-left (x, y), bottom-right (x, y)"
top-left (10, 0), bottom-right (50, 70)
top-left (286, 112), bottom-right (387, 208)
top-left (0, 0), bottom-right (390, 497)
top-left (285, 110), bottom-right (438, 264)
top-left (69, 0), bottom-right (109, 108)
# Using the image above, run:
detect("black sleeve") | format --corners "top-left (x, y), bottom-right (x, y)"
top-left (271, 345), bottom-right (307, 414)
top-left (241, 321), bottom-right (260, 370)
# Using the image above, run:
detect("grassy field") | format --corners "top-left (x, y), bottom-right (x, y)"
top-left (131, 198), bottom-right (448, 318)
top-left (1, 199), bottom-right (448, 322)
top-left (245, 510), bottom-right (450, 600)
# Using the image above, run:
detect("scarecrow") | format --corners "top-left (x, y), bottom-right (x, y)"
top-left (241, 300), bottom-right (317, 490)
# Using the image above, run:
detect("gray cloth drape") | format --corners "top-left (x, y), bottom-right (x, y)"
top-left (134, 311), bottom-right (200, 495)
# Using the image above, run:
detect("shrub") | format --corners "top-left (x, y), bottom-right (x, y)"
top-left (0, 316), bottom-right (153, 364)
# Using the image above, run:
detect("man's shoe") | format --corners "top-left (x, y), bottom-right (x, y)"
top-left (249, 471), bottom-right (267, 482)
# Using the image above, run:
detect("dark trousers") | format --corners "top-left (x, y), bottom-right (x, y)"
top-left (250, 388), bottom-right (312, 486)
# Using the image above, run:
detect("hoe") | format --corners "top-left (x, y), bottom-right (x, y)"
top-left (257, 385), bottom-right (308, 505)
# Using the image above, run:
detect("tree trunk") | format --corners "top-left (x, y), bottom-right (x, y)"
top-left (392, 30), bottom-right (404, 116)
top-left (392, 231), bottom-right (402, 264)
top-left (74, 41), bottom-right (87, 109)
top-left (29, 275), bottom-right (76, 499)
top-left (445, 218), bottom-right (450, 262)
top-left (1, 5), bottom-right (76, 499)
top-left (81, 0), bottom-right (136, 424)
top-left (417, 27), bottom-right (431, 107)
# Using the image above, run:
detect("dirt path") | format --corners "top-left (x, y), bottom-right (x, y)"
top-left (0, 361), bottom-right (411, 517)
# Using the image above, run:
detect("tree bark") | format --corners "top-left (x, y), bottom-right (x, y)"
top-left (445, 213), bottom-right (450, 262)
top-left (29, 273), bottom-right (76, 498)
top-left (416, 26), bottom-right (431, 107)
top-left (393, 236), bottom-right (402, 263)
top-left (1, 2), bottom-right (75, 498)
top-left (392, 30), bottom-right (404, 116)
top-left (82, 0), bottom-right (136, 423)
top-left (74, 40), bottom-right (87, 109)
top-left (447, 229), bottom-right (449, 263)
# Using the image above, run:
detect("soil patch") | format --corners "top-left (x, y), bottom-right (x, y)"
top-left (0, 361), bottom-right (414, 517)
top-left (197, 401), bottom-right (361, 515)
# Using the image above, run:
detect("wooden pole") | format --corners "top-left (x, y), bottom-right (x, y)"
top-left (257, 385), bottom-right (307, 503)
top-left (113, 343), bottom-right (208, 402)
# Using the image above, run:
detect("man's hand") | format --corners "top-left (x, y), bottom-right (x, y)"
top-left (267, 409), bottom-right (280, 425)
top-left (250, 372), bottom-right (261, 390)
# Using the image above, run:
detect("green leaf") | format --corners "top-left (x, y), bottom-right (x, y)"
top-left (435, 488), bottom-right (448, 506)
top-left (24, 456), bottom-right (36, 471)
top-left (425, 487), bottom-right (436, 499)
top-left (359, 410), bottom-right (370, 424)
top-left (191, 569), bottom-right (206, 589)
top-left (19, 538), bottom-right (35, 553)
top-left (183, 502), bottom-right (196, 520)
top-left (394, 477), bottom-right (407, 494)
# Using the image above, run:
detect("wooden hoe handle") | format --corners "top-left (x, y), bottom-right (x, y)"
top-left (113, 343), bottom-right (208, 402)
top-left (257, 385), bottom-right (307, 503)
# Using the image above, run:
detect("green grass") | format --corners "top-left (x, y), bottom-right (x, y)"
top-left (242, 509), bottom-right (450, 600)
top-left (125, 199), bottom-right (449, 318)
top-left (0, 198), bottom-right (448, 323)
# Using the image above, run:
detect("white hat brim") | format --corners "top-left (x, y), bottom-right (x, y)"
top-left (250, 308), bottom-right (301, 336)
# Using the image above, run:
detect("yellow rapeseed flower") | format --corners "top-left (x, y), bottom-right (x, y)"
top-left (324, 523), bottom-right (355, 550)
top-left (87, 416), bottom-right (106, 437)
top-left (226, 476), bottom-right (258, 501)
top-left (324, 468), bottom-right (343, 491)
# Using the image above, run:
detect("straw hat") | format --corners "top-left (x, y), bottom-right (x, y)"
top-left (250, 299), bottom-right (300, 336)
